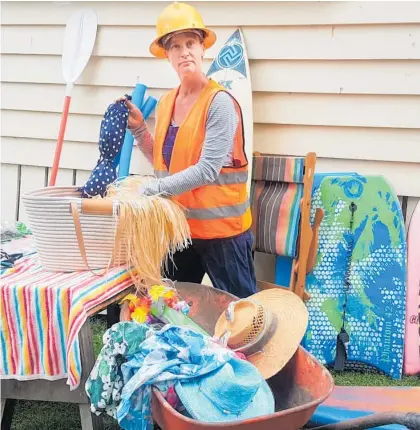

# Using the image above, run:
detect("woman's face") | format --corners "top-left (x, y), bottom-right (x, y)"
top-left (165, 32), bottom-right (205, 78)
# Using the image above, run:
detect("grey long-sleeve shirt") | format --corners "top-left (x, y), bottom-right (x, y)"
top-left (132, 91), bottom-right (239, 197)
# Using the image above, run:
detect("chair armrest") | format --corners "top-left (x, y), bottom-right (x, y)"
top-left (307, 208), bottom-right (324, 274)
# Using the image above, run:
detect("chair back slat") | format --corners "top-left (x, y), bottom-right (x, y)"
top-left (252, 156), bottom-right (305, 184)
top-left (251, 155), bottom-right (305, 257)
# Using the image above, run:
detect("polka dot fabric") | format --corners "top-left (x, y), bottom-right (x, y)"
top-left (80, 99), bottom-right (130, 198)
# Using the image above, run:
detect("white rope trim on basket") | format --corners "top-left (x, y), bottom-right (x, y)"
top-left (22, 186), bottom-right (124, 274)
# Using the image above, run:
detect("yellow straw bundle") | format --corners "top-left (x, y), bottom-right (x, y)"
top-left (105, 176), bottom-right (191, 290)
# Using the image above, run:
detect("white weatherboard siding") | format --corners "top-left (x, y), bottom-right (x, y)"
top-left (1, 1), bottom-right (420, 283)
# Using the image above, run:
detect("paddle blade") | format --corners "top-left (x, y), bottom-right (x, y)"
top-left (62, 9), bottom-right (97, 86)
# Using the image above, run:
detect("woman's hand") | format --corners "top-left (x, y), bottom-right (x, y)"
top-left (116, 96), bottom-right (145, 129)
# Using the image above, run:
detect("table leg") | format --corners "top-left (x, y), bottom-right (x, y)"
top-left (79, 320), bottom-right (104, 430)
top-left (1, 399), bottom-right (17, 430)
top-left (79, 404), bottom-right (104, 430)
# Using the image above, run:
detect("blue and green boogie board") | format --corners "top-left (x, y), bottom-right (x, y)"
top-left (275, 172), bottom-right (359, 288)
top-left (299, 174), bottom-right (406, 379)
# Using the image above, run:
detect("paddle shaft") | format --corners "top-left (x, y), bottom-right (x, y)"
top-left (49, 94), bottom-right (72, 186)
top-left (49, 9), bottom-right (97, 186)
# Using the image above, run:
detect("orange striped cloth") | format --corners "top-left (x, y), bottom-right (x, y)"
top-left (250, 155), bottom-right (305, 257)
top-left (0, 253), bottom-right (133, 390)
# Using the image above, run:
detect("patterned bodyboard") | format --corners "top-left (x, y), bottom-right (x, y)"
top-left (302, 175), bottom-right (406, 379)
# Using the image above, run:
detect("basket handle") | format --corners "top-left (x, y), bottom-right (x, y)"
top-left (70, 201), bottom-right (126, 276)
top-left (80, 199), bottom-right (114, 215)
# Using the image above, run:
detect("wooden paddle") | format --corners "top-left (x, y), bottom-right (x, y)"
top-left (49, 9), bottom-right (98, 186)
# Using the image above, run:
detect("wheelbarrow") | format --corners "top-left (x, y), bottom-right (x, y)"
top-left (151, 283), bottom-right (420, 430)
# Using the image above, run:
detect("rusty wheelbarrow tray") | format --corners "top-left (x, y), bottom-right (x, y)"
top-left (151, 283), bottom-right (420, 430)
top-left (151, 282), bottom-right (335, 430)
top-left (152, 346), bottom-right (334, 430)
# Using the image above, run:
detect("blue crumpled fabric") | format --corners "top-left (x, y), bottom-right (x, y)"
top-left (80, 98), bottom-right (131, 198)
top-left (86, 321), bottom-right (236, 430)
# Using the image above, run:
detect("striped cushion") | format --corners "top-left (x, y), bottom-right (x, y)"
top-left (252, 155), bottom-right (305, 184)
top-left (250, 155), bottom-right (304, 257)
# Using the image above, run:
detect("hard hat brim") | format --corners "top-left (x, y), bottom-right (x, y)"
top-left (149, 27), bottom-right (216, 59)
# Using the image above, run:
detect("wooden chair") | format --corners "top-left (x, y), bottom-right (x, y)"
top-left (250, 152), bottom-right (323, 301)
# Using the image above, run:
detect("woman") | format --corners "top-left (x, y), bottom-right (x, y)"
top-left (120, 2), bottom-right (256, 300)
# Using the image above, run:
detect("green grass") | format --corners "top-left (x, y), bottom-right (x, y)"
top-left (6, 317), bottom-right (420, 429)
top-left (8, 402), bottom-right (120, 430)
top-left (332, 370), bottom-right (420, 387)
top-left (91, 316), bottom-right (107, 357)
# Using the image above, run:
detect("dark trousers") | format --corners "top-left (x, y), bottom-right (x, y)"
top-left (164, 229), bottom-right (257, 299)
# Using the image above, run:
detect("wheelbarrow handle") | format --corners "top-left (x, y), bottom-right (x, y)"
top-left (310, 412), bottom-right (420, 430)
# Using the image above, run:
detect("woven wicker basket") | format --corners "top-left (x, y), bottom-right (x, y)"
top-left (22, 186), bottom-right (127, 272)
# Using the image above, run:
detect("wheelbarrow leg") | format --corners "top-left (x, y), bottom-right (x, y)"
top-left (310, 412), bottom-right (420, 430)
top-left (106, 303), bottom-right (120, 328)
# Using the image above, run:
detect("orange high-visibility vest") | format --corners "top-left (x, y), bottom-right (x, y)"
top-left (153, 79), bottom-right (252, 239)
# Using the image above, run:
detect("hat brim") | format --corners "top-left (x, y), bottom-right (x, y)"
top-left (149, 28), bottom-right (216, 59)
top-left (214, 289), bottom-right (309, 380)
top-left (174, 365), bottom-right (274, 423)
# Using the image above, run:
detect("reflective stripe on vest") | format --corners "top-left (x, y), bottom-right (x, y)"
top-left (154, 170), bottom-right (248, 185)
top-left (155, 170), bottom-right (169, 179)
top-left (186, 200), bottom-right (250, 220)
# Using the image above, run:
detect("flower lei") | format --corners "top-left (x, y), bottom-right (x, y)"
top-left (122, 284), bottom-right (190, 324)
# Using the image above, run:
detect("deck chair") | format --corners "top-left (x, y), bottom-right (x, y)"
top-left (250, 152), bottom-right (324, 301)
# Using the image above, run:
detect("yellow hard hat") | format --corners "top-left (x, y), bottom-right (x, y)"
top-left (149, 2), bottom-right (216, 58)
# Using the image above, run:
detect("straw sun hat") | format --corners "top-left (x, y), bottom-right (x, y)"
top-left (214, 288), bottom-right (309, 380)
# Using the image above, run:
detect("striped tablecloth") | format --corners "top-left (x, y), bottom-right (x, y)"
top-left (0, 252), bottom-right (133, 390)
